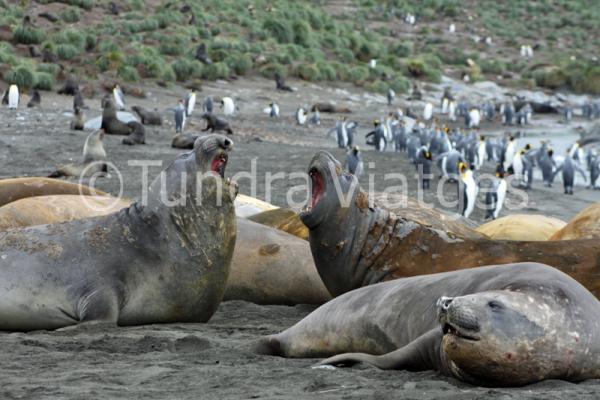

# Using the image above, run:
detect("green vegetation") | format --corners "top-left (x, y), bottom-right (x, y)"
top-left (0, 0), bottom-right (598, 94)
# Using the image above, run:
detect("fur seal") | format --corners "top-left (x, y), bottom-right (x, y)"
top-left (256, 263), bottom-right (600, 386)
top-left (0, 195), bottom-right (130, 230)
top-left (73, 88), bottom-right (85, 109)
top-left (57, 79), bottom-right (79, 96)
top-left (27, 89), bottom-right (40, 108)
top-left (275, 72), bottom-right (292, 92)
top-left (101, 97), bottom-right (133, 135)
top-left (0, 134), bottom-right (237, 330)
top-left (49, 130), bottom-right (107, 178)
top-left (171, 133), bottom-right (200, 149)
top-left (122, 121), bottom-right (146, 145)
top-left (311, 103), bottom-right (351, 114)
top-left (476, 214), bottom-right (566, 241)
top-left (201, 113), bottom-right (233, 134)
top-left (551, 203), bottom-right (600, 240)
top-left (131, 105), bottom-right (162, 125)
top-left (0, 178), bottom-right (107, 207)
top-left (300, 151), bottom-right (600, 297)
top-left (195, 43), bottom-right (213, 65)
top-left (70, 106), bottom-right (85, 130)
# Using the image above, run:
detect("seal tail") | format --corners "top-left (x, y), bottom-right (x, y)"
top-left (252, 335), bottom-right (284, 356)
top-left (48, 170), bottom-right (64, 178)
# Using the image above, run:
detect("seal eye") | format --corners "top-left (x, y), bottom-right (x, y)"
top-left (488, 300), bottom-right (503, 311)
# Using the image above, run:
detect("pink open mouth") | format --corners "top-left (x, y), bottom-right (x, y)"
top-left (211, 153), bottom-right (228, 178)
top-left (309, 168), bottom-right (324, 210)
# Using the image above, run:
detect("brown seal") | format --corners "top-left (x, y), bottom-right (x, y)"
top-left (551, 203), bottom-right (600, 240)
top-left (0, 195), bottom-right (130, 229)
top-left (476, 214), bottom-right (566, 241)
top-left (0, 177), bottom-right (107, 207)
top-left (300, 151), bottom-right (600, 297)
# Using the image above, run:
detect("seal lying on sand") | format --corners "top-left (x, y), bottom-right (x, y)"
top-left (224, 219), bottom-right (330, 305)
top-left (0, 195), bottom-right (130, 230)
top-left (172, 133), bottom-right (200, 149)
top-left (0, 134), bottom-right (237, 330)
top-left (0, 178), bottom-right (107, 207)
top-left (122, 121), bottom-right (146, 145)
top-left (256, 263), bottom-right (600, 386)
top-left (131, 105), bottom-right (162, 125)
top-left (476, 214), bottom-right (566, 241)
top-left (101, 97), bottom-right (133, 135)
top-left (0, 195), bottom-right (329, 305)
top-left (48, 130), bottom-right (108, 178)
top-left (551, 203), bottom-right (600, 240)
top-left (301, 151), bottom-right (600, 297)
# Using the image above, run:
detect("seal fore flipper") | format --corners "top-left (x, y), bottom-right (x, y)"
top-left (314, 328), bottom-right (444, 372)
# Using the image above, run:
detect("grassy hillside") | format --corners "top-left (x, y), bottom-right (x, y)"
top-left (0, 0), bottom-right (598, 94)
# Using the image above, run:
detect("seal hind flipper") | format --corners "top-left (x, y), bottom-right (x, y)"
top-left (316, 328), bottom-right (445, 372)
top-left (253, 335), bottom-right (285, 356)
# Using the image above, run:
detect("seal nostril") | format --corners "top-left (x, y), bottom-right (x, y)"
top-left (437, 296), bottom-right (453, 310)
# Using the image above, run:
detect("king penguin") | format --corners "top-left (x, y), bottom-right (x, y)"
top-left (296, 107), bottom-right (308, 125)
top-left (113, 84), bottom-right (125, 110)
top-left (7, 84), bottom-right (19, 109)
top-left (344, 146), bottom-right (364, 177)
top-left (185, 90), bottom-right (196, 117)
top-left (485, 166), bottom-right (507, 220)
top-left (221, 97), bottom-right (235, 115)
top-left (458, 162), bottom-right (478, 219)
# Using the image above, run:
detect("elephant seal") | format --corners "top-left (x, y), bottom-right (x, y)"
top-left (248, 208), bottom-right (309, 240)
top-left (255, 263), bottom-right (600, 386)
top-left (48, 130), bottom-right (108, 178)
top-left (0, 178), bottom-right (107, 207)
top-left (0, 195), bottom-right (130, 230)
top-left (476, 214), bottom-right (566, 241)
top-left (0, 195), bottom-right (328, 305)
top-left (131, 105), bottom-right (162, 125)
top-left (224, 219), bottom-right (331, 304)
top-left (101, 97), bottom-right (133, 135)
top-left (0, 134), bottom-right (237, 330)
top-left (122, 121), bottom-right (146, 145)
top-left (172, 133), bottom-right (199, 149)
top-left (300, 151), bottom-right (600, 297)
top-left (551, 203), bottom-right (600, 240)
top-left (234, 194), bottom-right (279, 218)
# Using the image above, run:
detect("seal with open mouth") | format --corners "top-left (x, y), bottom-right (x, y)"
top-left (255, 263), bottom-right (600, 386)
top-left (299, 151), bottom-right (600, 298)
top-left (0, 134), bottom-right (237, 331)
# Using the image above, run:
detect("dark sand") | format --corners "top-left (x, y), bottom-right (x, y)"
top-left (0, 77), bottom-right (599, 399)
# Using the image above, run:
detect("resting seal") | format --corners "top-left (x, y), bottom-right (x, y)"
top-left (551, 203), bottom-right (600, 240)
top-left (300, 151), bottom-right (600, 297)
top-left (476, 214), bottom-right (566, 241)
top-left (0, 134), bottom-right (237, 330)
top-left (48, 130), bottom-right (108, 178)
top-left (0, 195), bottom-right (130, 230)
top-left (256, 263), bottom-right (600, 386)
top-left (0, 177), bottom-right (107, 207)
top-left (224, 219), bottom-right (330, 305)
top-left (172, 133), bottom-right (200, 149)
top-left (122, 121), bottom-right (146, 145)
top-left (101, 97), bottom-right (133, 135)
top-left (131, 105), bottom-right (162, 125)
top-left (248, 208), bottom-right (309, 240)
